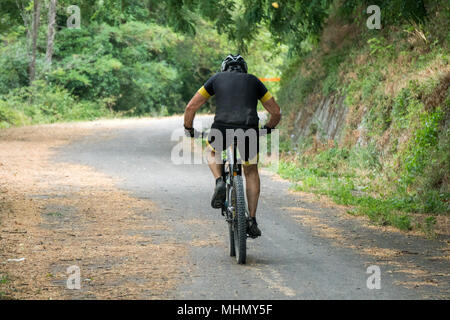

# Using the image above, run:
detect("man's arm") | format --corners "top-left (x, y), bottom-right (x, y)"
top-left (261, 97), bottom-right (281, 128)
top-left (184, 92), bottom-right (208, 128)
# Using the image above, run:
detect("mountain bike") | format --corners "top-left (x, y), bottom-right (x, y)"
top-left (221, 137), bottom-right (248, 264)
top-left (194, 128), bottom-right (264, 264)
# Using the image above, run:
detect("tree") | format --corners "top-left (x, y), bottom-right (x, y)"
top-left (45, 0), bottom-right (57, 68)
top-left (143, 0), bottom-right (332, 54)
top-left (29, 0), bottom-right (41, 83)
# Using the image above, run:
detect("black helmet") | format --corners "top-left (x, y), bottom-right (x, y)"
top-left (221, 54), bottom-right (248, 73)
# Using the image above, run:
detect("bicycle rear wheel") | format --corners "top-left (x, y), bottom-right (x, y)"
top-left (232, 175), bottom-right (247, 264)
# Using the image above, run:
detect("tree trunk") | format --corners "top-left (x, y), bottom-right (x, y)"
top-left (29, 0), bottom-right (41, 83)
top-left (45, 0), bottom-right (57, 68)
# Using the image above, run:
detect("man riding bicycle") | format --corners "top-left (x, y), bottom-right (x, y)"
top-left (183, 54), bottom-right (281, 238)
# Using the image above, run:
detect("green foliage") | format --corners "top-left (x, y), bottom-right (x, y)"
top-left (276, 159), bottom-right (414, 230)
top-left (45, 22), bottom-right (180, 114)
top-left (277, 69), bottom-right (449, 231)
top-left (339, 0), bottom-right (427, 25)
top-left (0, 80), bottom-right (111, 127)
top-left (238, 0), bottom-right (332, 54)
top-left (347, 142), bottom-right (382, 170)
top-left (0, 0), bottom-right (25, 32)
top-left (0, 0), bottom-right (290, 123)
top-left (8, 19), bottom-right (230, 117)
top-left (0, 39), bottom-right (30, 94)
top-left (367, 37), bottom-right (394, 56)
top-left (321, 50), bottom-right (348, 95)
top-left (402, 109), bottom-right (443, 185)
top-left (131, 0), bottom-right (333, 54)
top-left (0, 100), bottom-right (28, 128)
top-left (274, 0), bottom-right (449, 232)
top-left (0, 274), bottom-right (9, 285)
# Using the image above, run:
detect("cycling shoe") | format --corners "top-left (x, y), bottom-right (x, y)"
top-left (247, 217), bottom-right (262, 238)
top-left (211, 177), bottom-right (226, 209)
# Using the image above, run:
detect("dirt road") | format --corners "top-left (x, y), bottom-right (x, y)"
top-left (1, 116), bottom-right (449, 299)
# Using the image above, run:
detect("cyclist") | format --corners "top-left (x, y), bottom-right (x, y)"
top-left (183, 54), bottom-right (281, 238)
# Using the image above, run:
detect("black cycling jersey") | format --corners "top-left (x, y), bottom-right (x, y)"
top-left (198, 71), bottom-right (272, 128)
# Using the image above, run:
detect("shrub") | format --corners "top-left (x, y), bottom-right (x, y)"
top-left (0, 81), bottom-right (110, 125)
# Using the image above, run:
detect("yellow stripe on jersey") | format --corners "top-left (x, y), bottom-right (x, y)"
top-left (260, 91), bottom-right (273, 103)
top-left (205, 139), bottom-right (216, 152)
top-left (198, 86), bottom-right (211, 99)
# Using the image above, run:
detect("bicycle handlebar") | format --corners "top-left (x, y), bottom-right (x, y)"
top-left (185, 127), bottom-right (272, 139)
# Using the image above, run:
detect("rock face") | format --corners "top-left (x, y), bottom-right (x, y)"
top-left (292, 95), bottom-right (348, 142)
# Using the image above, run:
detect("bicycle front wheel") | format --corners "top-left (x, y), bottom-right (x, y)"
top-left (232, 175), bottom-right (247, 264)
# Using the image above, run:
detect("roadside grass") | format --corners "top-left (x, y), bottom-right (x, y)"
top-left (271, 160), bottom-right (412, 231)
top-left (270, 145), bottom-right (448, 234)
top-left (0, 274), bottom-right (10, 300)
top-left (46, 212), bottom-right (63, 217)
top-left (0, 274), bottom-right (9, 284)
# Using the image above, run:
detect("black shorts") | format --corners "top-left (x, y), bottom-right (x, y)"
top-left (206, 122), bottom-right (259, 165)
